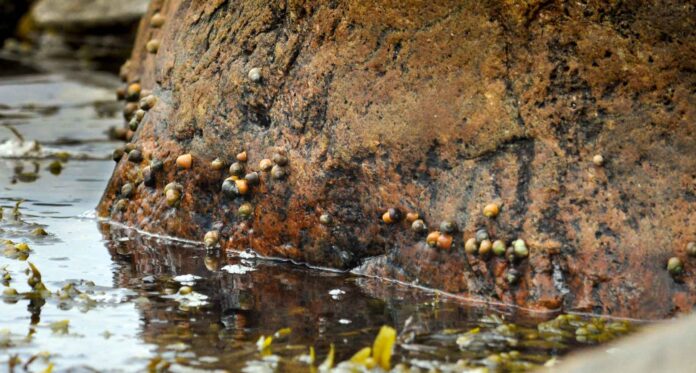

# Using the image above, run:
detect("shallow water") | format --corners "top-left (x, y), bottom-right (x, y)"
top-left (0, 58), bottom-right (637, 372)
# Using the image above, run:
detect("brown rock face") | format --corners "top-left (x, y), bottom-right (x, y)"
top-left (100, 0), bottom-right (696, 319)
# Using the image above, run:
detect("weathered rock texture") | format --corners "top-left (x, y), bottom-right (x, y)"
top-left (100, 0), bottom-right (696, 319)
top-left (33, 0), bottom-right (149, 29)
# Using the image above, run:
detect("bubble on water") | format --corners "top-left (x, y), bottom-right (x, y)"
top-left (173, 274), bottom-right (202, 286)
top-left (329, 289), bottom-right (345, 300)
top-left (221, 264), bottom-right (256, 275)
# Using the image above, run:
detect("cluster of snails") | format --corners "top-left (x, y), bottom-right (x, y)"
top-left (202, 151), bottom-right (289, 248)
top-left (114, 77), bottom-right (157, 142)
top-left (112, 11), bottom-right (168, 140)
top-left (381, 202), bottom-right (529, 282)
top-left (146, 12), bottom-right (166, 54)
top-left (112, 145), bottom-right (292, 250)
top-left (111, 17), bottom-right (277, 251)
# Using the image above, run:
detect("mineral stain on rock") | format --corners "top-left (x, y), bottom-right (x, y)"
top-left (100, 0), bottom-right (696, 319)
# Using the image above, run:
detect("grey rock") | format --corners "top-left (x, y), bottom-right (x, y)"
top-left (554, 315), bottom-right (696, 373)
top-left (33, 0), bottom-right (149, 29)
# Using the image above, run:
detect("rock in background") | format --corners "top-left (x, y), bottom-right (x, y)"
top-left (101, 0), bottom-right (696, 319)
top-left (3, 0), bottom-right (150, 70)
top-left (33, 0), bottom-right (148, 28)
top-left (555, 314), bottom-right (696, 373)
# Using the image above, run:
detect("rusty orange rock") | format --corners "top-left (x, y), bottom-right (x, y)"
top-left (100, 0), bottom-right (696, 319)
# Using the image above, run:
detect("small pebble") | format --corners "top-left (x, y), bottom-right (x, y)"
top-left (464, 238), bottom-right (478, 254)
top-left (492, 240), bottom-right (506, 256)
top-left (229, 162), bottom-right (244, 176)
top-left (179, 286), bottom-right (193, 295)
top-left (411, 219), bottom-right (427, 234)
top-left (319, 213), bottom-right (332, 225)
top-left (211, 158), bottom-right (224, 170)
top-left (236, 151), bottom-right (248, 162)
top-left (177, 154), bottom-right (192, 169)
top-left (475, 229), bottom-right (489, 243)
top-left (121, 183), bottom-right (134, 198)
top-left (128, 149), bottom-right (143, 163)
top-left (483, 203), bottom-right (500, 218)
top-left (406, 212), bottom-right (419, 223)
top-left (437, 234), bottom-right (453, 250)
top-left (146, 39), bottom-right (160, 54)
top-left (238, 203), bottom-right (253, 217)
top-left (667, 257), bottom-right (683, 276)
top-left (204, 230), bottom-right (220, 248)
top-left (259, 159), bottom-right (273, 172)
top-left (124, 143), bottom-right (136, 153)
top-left (135, 109), bottom-right (146, 121)
top-left (150, 13), bottom-right (165, 28)
top-left (479, 239), bottom-right (492, 256)
top-left (248, 67), bottom-right (262, 82)
top-left (271, 165), bottom-right (286, 179)
top-left (593, 154), bottom-right (604, 166)
top-left (426, 231), bottom-right (441, 247)
top-left (244, 172), bottom-right (260, 185)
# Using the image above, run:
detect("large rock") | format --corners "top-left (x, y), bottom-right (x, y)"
top-left (33, 0), bottom-right (149, 29)
top-left (99, 0), bottom-right (696, 319)
top-left (555, 314), bottom-right (696, 373)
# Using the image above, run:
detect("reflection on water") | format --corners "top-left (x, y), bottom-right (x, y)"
top-left (0, 58), bottom-right (639, 371)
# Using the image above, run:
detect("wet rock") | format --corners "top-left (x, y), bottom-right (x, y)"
top-left (32, 0), bottom-right (149, 29)
top-left (99, 0), bottom-right (696, 318)
top-left (27, 0), bottom-right (149, 65)
top-left (555, 315), bottom-right (696, 373)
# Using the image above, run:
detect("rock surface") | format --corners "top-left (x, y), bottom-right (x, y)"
top-left (100, 0), bottom-right (696, 319)
top-left (33, 0), bottom-right (149, 29)
top-left (555, 314), bottom-right (696, 373)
